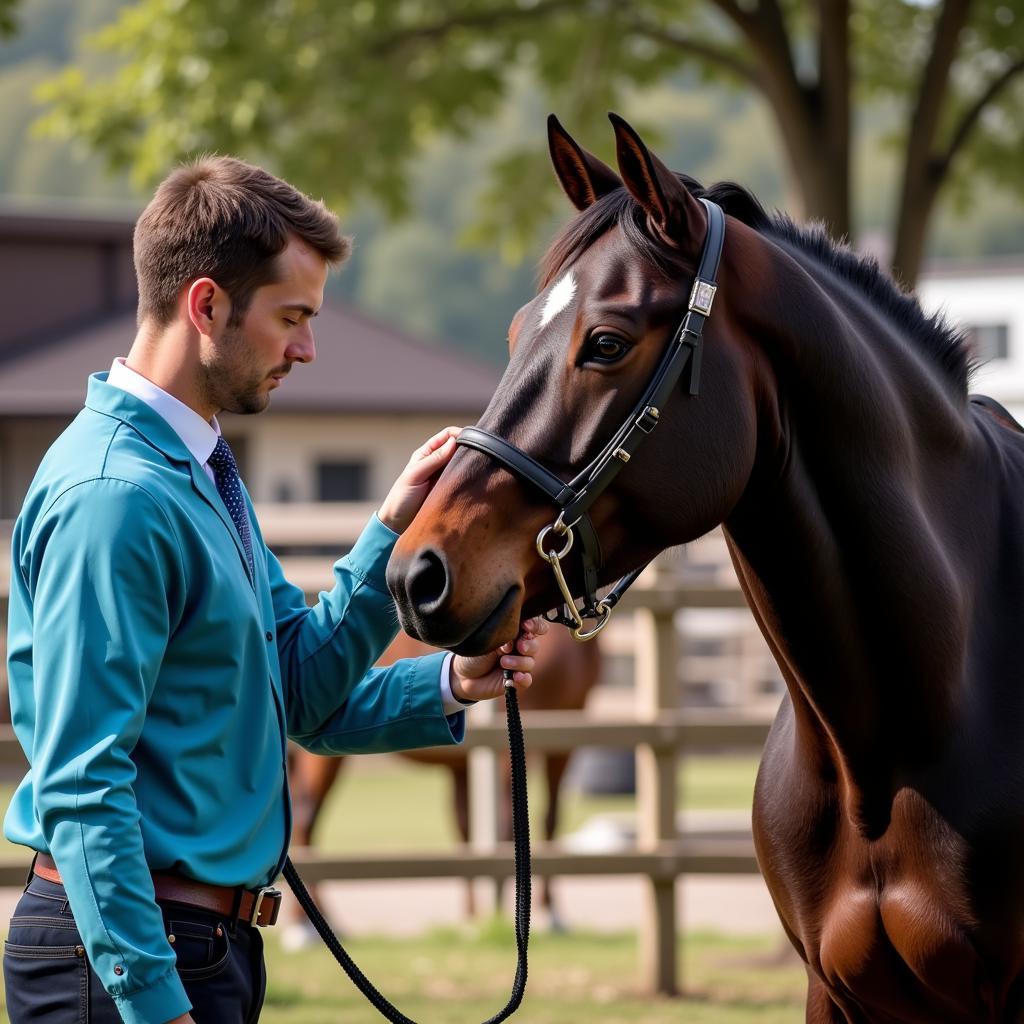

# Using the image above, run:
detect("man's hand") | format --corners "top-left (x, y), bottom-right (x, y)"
top-left (164, 1014), bottom-right (195, 1024)
top-left (377, 426), bottom-right (462, 535)
top-left (451, 618), bottom-right (550, 703)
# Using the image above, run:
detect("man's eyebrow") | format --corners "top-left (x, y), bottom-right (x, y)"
top-left (280, 303), bottom-right (319, 317)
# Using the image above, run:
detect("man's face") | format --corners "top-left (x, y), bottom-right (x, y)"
top-left (200, 236), bottom-right (328, 415)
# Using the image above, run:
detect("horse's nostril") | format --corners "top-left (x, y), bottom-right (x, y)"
top-left (406, 548), bottom-right (450, 615)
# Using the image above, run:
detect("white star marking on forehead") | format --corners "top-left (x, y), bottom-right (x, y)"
top-left (538, 271), bottom-right (576, 328)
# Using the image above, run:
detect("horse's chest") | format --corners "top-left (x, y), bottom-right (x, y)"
top-left (814, 875), bottom-right (995, 1021)
top-left (758, 796), bottom-right (1016, 1021)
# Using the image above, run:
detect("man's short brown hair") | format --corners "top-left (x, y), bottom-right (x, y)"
top-left (133, 156), bottom-right (350, 327)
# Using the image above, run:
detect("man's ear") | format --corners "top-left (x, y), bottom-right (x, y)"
top-left (186, 278), bottom-right (226, 336)
top-left (608, 112), bottom-right (705, 248)
top-left (548, 113), bottom-right (622, 211)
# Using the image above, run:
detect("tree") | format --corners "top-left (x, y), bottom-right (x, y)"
top-left (0, 0), bottom-right (17, 37)
top-left (34, 0), bottom-right (1024, 285)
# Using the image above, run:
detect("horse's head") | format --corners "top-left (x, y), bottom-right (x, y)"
top-left (388, 115), bottom-right (766, 654)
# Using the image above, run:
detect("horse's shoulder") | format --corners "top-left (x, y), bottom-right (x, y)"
top-left (968, 394), bottom-right (1024, 435)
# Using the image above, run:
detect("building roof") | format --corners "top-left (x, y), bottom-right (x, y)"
top-left (0, 202), bottom-right (502, 417)
top-left (0, 303), bottom-right (501, 416)
top-left (0, 197), bottom-right (137, 244)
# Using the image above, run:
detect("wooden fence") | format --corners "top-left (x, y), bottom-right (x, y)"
top-left (0, 506), bottom-right (776, 995)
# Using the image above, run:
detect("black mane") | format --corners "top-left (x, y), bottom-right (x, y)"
top-left (541, 178), bottom-right (973, 396)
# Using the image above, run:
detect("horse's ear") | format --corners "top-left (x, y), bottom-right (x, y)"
top-left (608, 112), bottom-right (705, 247)
top-left (548, 114), bottom-right (622, 211)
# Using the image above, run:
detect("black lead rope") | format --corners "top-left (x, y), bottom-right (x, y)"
top-left (283, 677), bottom-right (532, 1023)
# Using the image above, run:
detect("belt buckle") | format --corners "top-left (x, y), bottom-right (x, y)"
top-left (249, 886), bottom-right (281, 927)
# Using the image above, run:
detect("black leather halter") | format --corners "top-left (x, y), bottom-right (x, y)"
top-left (457, 198), bottom-right (726, 640)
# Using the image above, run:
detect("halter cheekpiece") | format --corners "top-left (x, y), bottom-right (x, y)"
top-left (457, 198), bottom-right (726, 640)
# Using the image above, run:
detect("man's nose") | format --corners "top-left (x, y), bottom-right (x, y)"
top-left (288, 330), bottom-right (316, 364)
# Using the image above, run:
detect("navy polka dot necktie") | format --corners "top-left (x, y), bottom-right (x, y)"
top-left (207, 437), bottom-right (254, 578)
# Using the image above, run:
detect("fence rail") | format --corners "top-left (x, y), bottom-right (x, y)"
top-left (0, 711), bottom-right (770, 768)
top-left (0, 841), bottom-right (761, 891)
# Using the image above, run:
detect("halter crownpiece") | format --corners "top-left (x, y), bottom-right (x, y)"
top-left (457, 198), bottom-right (726, 641)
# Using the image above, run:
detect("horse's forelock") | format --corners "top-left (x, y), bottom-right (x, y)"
top-left (538, 187), bottom-right (683, 290)
top-left (538, 173), bottom-right (762, 290)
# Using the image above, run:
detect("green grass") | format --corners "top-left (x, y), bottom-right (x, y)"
top-left (0, 924), bottom-right (805, 1023)
top-left (312, 752), bottom-right (759, 851)
top-left (254, 924), bottom-right (806, 1023)
top-left (681, 755), bottom-right (760, 811)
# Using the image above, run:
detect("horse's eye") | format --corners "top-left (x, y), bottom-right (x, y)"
top-left (588, 334), bottom-right (629, 363)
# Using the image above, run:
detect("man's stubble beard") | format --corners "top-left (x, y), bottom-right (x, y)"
top-left (199, 324), bottom-right (271, 416)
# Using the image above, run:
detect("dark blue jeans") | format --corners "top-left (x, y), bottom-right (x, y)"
top-left (3, 876), bottom-right (266, 1023)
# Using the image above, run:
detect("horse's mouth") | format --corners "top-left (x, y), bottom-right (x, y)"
top-left (447, 583), bottom-right (522, 657)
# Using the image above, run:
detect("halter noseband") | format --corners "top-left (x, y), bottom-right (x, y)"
top-left (457, 198), bottom-right (726, 641)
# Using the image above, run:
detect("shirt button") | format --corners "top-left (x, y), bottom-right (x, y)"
top-left (113, 965), bottom-right (124, 975)
top-left (266, 631), bottom-right (273, 642)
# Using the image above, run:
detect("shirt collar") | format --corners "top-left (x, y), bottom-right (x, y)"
top-left (107, 358), bottom-right (221, 466)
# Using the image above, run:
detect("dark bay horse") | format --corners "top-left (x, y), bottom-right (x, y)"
top-left (387, 114), bottom-right (1024, 1022)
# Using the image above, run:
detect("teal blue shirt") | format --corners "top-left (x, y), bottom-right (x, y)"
top-left (4, 374), bottom-right (464, 1023)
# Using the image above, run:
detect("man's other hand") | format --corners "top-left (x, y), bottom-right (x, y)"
top-left (164, 1014), bottom-right (195, 1024)
top-left (451, 618), bottom-right (550, 703)
top-left (377, 426), bottom-right (461, 534)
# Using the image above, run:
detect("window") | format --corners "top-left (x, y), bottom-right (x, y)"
top-left (316, 460), bottom-right (369, 501)
top-left (965, 323), bottom-right (1010, 362)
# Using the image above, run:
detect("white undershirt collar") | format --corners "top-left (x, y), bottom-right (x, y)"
top-left (107, 358), bottom-right (221, 468)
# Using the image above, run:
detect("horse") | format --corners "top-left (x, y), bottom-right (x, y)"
top-left (284, 623), bottom-right (601, 941)
top-left (387, 112), bottom-right (1024, 1022)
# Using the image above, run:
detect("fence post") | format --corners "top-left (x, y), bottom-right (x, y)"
top-left (634, 598), bottom-right (679, 995)
top-left (468, 698), bottom-right (502, 915)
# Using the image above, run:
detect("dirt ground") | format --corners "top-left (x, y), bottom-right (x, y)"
top-left (272, 872), bottom-right (784, 940)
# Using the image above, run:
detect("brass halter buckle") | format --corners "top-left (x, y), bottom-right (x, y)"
top-left (535, 523), bottom-right (612, 642)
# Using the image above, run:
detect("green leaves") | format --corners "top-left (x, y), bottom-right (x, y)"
top-left (0, 0), bottom-right (18, 37)
top-left (27, 0), bottom-right (1024, 282)
top-left (32, 0), bottom-right (740, 216)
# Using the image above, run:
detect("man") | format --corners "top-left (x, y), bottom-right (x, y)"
top-left (3, 156), bottom-right (543, 1024)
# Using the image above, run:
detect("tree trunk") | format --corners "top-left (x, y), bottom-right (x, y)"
top-left (769, 102), bottom-right (851, 237)
top-left (890, 167), bottom-right (944, 288)
top-left (726, 0), bottom-right (852, 238)
top-left (815, 0), bottom-right (851, 240)
top-left (890, 0), bottom-right (974, 286)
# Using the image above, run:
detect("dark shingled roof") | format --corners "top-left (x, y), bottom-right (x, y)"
top-left (0, 303), bottom-right (501, 417)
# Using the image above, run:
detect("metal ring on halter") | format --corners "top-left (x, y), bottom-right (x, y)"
top-left (536, 522), bottom-right (616, 640)
top-left (573, 601), bottom-right (612, 641)
top-left (553, 510), bottom-right (581, 536)
top-left (536, 522), bottom-right (573, 562)
top-left (540, 528), bottom-right (605, 642)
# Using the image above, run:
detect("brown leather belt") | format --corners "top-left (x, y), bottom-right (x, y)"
top-left (33, 853), bottom-right (281, 928)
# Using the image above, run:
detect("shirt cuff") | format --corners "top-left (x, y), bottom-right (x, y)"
top-left (372, 510), bottom-right (399, 540)
top-left (112, 964), bottom-right (191, 1024)
top-left (440, 652), bottom-right (476, 715)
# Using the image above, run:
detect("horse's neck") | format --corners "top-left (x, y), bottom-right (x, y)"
top-left (723, 242), bottom-right (979, 792)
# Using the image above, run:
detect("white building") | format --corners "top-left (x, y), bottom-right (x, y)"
top-left (917, 258), bottom-right (1024, 419)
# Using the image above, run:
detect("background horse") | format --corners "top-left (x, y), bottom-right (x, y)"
top-left (388, 114), bottom-right (1024, 1022)
top-left (285, 623), bottom-right (600, 941)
